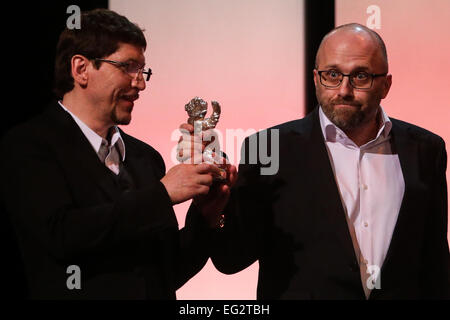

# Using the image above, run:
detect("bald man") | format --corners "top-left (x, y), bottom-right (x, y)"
top-left (207, 23), bottom-right (449, 299)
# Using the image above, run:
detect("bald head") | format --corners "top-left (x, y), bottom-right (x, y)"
top-left (315, 23), bottom-right (388, 72)
top-left (313, 23), bottom-right (392, 142)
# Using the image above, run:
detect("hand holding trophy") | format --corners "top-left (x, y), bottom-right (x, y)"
top-left (178, 97), bottom-right (226, 181)
top-left (177, 97), bottom-right (238, 228)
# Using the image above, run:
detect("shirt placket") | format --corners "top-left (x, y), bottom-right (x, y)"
top-left (358, 148), bottom-right (371, 267)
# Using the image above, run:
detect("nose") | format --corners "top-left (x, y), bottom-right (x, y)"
top-left (338, 76), bottom-right (354, 99)
top-left (132, 73), bottom-right (146, 91)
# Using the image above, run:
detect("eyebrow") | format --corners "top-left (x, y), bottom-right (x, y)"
top-left (125, 59), bottom-right (146, 67)
top-left (321, 64), bottom-right (371, 72)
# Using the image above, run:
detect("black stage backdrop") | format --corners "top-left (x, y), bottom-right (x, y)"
top-left (2, 1), bottom-right (107, 299)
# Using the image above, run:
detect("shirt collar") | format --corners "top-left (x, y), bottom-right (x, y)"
top-left (58, 101), bottom-right (126, 161)
top-left (319, 105), bottom-right (392, 147)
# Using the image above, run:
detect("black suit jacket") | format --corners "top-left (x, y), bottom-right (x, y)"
top-left (1, 101), bottom-right (209, 299)
top-left (211, 107), bottom-right (449, 299)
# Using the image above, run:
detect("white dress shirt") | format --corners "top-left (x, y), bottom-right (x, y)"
top-left (319, 106), bottom-right (405, 298)
top-left (58, 101), bottom-right (125, 175)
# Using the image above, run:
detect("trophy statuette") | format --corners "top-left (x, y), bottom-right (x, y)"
top-left (182, 97), bottom-right (225, 180)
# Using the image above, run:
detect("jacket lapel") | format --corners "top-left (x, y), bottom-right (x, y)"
top-left (120, 133), bottom-right (161, 188)
top-left (292, 108), bottom-right (359, 265)
top-left (44, 102), bottom-right (119, 200)
top-left (375, 120), bottom-right (419, 276)
top-left (368, 119), bottom-right (424, 299)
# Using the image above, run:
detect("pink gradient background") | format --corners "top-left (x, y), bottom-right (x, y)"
top-left (110, 0), bottom-right (304, 299)
top-left (336, 0), bottom-right (450, 246)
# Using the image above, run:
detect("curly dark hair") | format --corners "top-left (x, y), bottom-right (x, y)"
top-left (53, 8), bottom-right (147, 99)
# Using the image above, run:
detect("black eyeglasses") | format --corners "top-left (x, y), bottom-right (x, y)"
top-left (317, 69), bottom-right (387, 89)
top-left (95, 58), bottom-right (152, 81)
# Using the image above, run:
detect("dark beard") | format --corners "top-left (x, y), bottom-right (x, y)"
top-left (111, 105), bottom-right (131, 125)
top-left (323, 104), bottom-right (366, 131)
top-left (320, 94), bottom-right (371, 131)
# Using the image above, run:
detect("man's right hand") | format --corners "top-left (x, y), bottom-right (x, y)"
top-left (160, 163), bottom-right (224, 205)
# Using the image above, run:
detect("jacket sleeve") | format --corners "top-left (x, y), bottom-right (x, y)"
top-left (210, 135), bottom-right (269, 275)
top-left (174, 203), bottom-right (212, 289)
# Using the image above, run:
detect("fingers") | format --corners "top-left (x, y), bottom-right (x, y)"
top-left (176, 123), bottom-right (237, 195)
top-left (177, 124), bottom-right (222, 167)
top-left (193, 182), bottom-right (230, 207)
top-left (227, 164), bottom-right (237, 176)
top-left (196, 162), bottom-right (223, 177)
top-left (196, 172), bottom-right (214, 186)
top-left (195, 162), bottom-right (236, 187)
top-left (202, 150), bottom-right (221, 164)
top-left (161, 164), bottom-right (218, 204)
top-left (179, 125), bottom-right (217, 146)
top-left (224, 164), bottom-right (238, 187)
top-left (179, 130), bottom-right (203, 144)
top-left (179, 123), bottom-right (194, 133)
top-left (196, 184), bottom-right (211, 196)
top-left (177, 140), bottom-right (204, 163)
top-left (177, 126), bottom-right (205, 163)
top-left (218, 183), bottom-right (231, 197)
top-left (178, 163), bottom-right (217, 187)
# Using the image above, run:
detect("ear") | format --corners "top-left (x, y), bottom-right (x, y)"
top-left (381, 74), bottom-right (392, 99)
top-left (71, 55), bottom-right (90, 87)
top-left (313, 69), bottom-right (319, 88)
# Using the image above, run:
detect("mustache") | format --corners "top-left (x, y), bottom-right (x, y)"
top-left (121, 93), bottom-right (140, 100)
